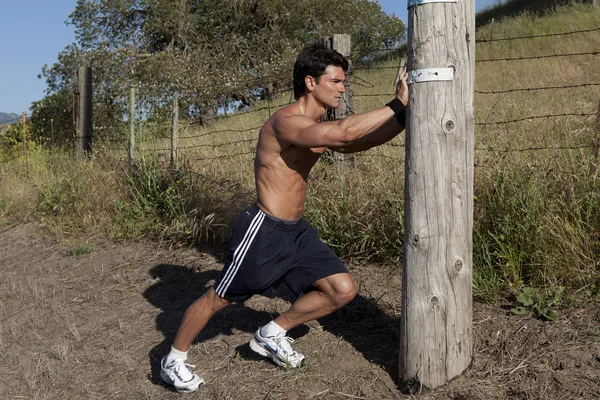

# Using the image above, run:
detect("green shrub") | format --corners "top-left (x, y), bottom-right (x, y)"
top-left (66, 240), bottom-right (95, 256)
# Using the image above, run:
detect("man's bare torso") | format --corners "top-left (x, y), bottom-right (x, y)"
top-left (255, 104), bottom-right (325, 220)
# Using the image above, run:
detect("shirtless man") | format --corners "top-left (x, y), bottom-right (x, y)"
top-left (160, 42), bottom-right (409, 393)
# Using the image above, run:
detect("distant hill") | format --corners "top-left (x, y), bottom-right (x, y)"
top-left (476, 0), bottom-right (580, 27)
top-left (0, 112), bottom-right (19, 125)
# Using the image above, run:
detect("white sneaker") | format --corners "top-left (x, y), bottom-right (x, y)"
top-left (160, 356), bottom-right (205, 393)
top-left (249, 328), bottom-right (306, 368)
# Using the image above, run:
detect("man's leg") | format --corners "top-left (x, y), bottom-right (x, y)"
top-left (161, 287), bottom-right (231, 392)
top-left (274, 272), bottom-right (356, 330)
top-left (172, 287), bottom-right (232, 351)
top-left (249, 273), bottom-right (356, 368)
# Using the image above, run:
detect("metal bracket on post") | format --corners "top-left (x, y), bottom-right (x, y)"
top-left (408, 0), bottom-right (457, 7)
top-left (408, 68), bottom-right (454, 84)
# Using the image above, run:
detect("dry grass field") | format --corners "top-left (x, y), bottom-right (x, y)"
top-left (1, 222), bottom-right (599, 400)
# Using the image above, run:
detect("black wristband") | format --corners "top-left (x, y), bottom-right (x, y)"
top-left (386, 97), bottom-right (406, 126)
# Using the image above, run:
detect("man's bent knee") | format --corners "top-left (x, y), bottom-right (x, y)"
top-left (317, 273), bottom-right (357, 309)
top-left (333, 277), bottom-right (356, 308)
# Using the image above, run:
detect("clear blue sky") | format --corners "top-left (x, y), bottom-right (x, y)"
top-left (0, 0), bottom-right (499, 114)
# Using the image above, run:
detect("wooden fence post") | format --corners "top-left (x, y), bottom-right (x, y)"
top-left (322, 34), bottom-right (354, 168)
top-left (76, 66), bottom-right (93, 159)
top-left (400, 0), bottom-right (475, 391)
top-left (589, 99), bottom-right (600, 177)
top-left (129, 87), bottom-right (136, 165)
top-left (21, 112), bottom-right (28, 168)
top-left (171, 93), bottom-right (179, 170)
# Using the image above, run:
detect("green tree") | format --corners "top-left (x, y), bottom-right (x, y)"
top-left (30, 90), bottom-right (74, 146)
top-left (34, 0), bottom-right (405, 138)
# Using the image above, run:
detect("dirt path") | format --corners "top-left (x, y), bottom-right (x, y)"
top-left (1, 223), bottom-right (598, 399)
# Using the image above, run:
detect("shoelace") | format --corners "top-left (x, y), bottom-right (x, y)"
top-left (170, 359), bottom-right (197, 382)
top-left (274, 336), bottom-right (298, 356)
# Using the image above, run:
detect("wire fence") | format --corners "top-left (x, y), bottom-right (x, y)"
top-left (5, 24), bottom-right (600, 182)
top-left (475, 113), bottom-right (597, 126)
top-left (476, 50), bottom-right (600, 63)
top-left (475, 26), bottom-right (600, 43)
top-left (475, 82), bottom-right (600, 94)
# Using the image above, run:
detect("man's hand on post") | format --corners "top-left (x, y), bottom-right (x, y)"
top-left (396, 65), bottom-right (409, 107)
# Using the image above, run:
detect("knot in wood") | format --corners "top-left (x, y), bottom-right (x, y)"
top-left (410, 234), bottom-right (419, 246)
top-left (455, 260), bottom-right (463, 271)
top-left (430, 296), bottom-right (440, 307)
top-left (445, 119), bottom-right (455, 132)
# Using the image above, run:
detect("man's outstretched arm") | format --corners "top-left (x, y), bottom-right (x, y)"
top-left (273, 107), bottom-right (396, 149)
top-left (328, 67), bottom-right (409, 153)
top-left (329, 118), bottom-right (404, 153)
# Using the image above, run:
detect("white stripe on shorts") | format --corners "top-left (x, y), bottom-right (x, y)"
top-left (215, 210), bottom-right (265, 297)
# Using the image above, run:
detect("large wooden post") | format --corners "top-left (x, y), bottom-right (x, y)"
top-left (400, 0), bottom-right (475, 391)
top-left (76, 67), bottom-right (93, 158)
top-left (322, 34), bottom-right (354, 167)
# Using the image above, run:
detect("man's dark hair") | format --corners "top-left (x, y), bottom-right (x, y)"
top-left (293, 42), bottom-right (349, 100)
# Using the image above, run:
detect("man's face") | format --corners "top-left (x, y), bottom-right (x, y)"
top-left (312, 65), bottom-right (346, 108)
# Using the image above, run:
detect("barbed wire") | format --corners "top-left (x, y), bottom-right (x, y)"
top-left (472, 162), bottom-right (587, 176)
top-left (138, 147), bottom-right (170, 152)
top-left (350, 75), bottom-right (376, 88)
top-left (178, 137), bottom-right (256, 150)
top-left (97, 147), bottom-right (128, 152)
top-left (353, 65), bottom-right (397, 72)
top-left (476, 50), bottom-right (600, 63)
top-left (199, 90), bottom-right (294, 124)
top-left (138, 121), bottom-right (171, 128)
top-left (354, 93), bottom-right (394, 98)
top-left (355, 153), bottom-right (404, 161)
top-left (102, 137), bottom-right (129, 143)
top-left (476, 26), bottom-right (600, 43)
top-left (475, 144), bottom-right (593, 152)
top-left (191, 150), bottom-right (255, 162)
top-left (475, 82), bottom-right (600, 94)
top-left (158, 71), bottom-right (292, 100)
top-left (269, 84), bottom-right (599, 104)
top-left (52, 28), bottom-right (600, 163)
top-left (199, 103), bottom-right (287, 124)
top-left (182, 125), bottom-right (261, 140)
top-left (475, 112), bottom-right (596, 125)
top-left (352, 51), bottom-right (600, 69)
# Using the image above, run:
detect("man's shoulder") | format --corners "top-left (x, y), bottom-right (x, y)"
top-left (272, 104), bottom-right (296, 119)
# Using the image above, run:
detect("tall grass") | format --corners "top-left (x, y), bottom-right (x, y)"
top-left (1, 2), bottom-right (599, 302)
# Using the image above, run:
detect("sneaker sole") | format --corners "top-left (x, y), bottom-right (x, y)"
top-left (159, 370), bottom-right (204, 393)
top-left (249, 336), bottom-right (305, 369)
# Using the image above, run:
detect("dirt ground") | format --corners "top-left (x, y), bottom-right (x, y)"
top-left (1, 223), bottom-right (599, 400)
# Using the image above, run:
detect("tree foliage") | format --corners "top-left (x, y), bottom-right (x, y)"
top-left (34, 0), bottom-right (405, 138)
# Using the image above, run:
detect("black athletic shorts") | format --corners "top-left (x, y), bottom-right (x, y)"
top-left (213, 203), bottom-right (349, 303)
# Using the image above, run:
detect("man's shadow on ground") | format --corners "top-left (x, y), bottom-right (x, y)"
top-left (144, 262), bottom-right (400, 389)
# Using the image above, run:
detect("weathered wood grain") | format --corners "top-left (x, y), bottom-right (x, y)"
top-left (400, 0), bottom-right (475, 390)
